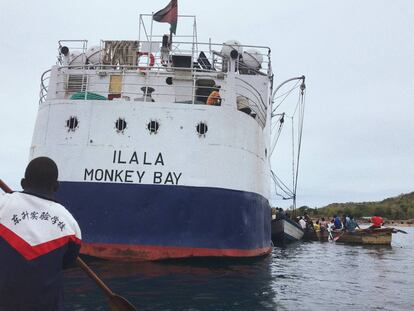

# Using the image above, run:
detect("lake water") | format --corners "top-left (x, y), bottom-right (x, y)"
top-left (64, 227), bottom-right (414, 311)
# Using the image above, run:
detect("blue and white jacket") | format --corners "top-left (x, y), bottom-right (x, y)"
top-left (0, 192), bottom-right (81, 311)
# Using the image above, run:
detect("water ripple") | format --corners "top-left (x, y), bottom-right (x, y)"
top-left (64, 228), bottom-right (414, 310)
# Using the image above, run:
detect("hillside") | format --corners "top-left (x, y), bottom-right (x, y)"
top-left (298, 192), bottom-right (414, 220)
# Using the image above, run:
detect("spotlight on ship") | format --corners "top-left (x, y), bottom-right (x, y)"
top-left (60, 46), bottom-right (69, 56)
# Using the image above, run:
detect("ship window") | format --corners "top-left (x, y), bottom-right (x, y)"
top-left (115, 118), bottom-right (127, 133)
top-left (66, 116), bottom-right (79, 132)
top-left (196, 122), bottom-right (208, 136)
top-left (67, 75), bottom-right (87, 92)
top-left (147, 120), bottom-right (159, 134)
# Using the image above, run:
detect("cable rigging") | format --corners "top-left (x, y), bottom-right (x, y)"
top-left (270, 76), bottom-right (306, 213)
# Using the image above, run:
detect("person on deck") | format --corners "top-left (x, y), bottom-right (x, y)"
top-left (0, 157), bottom-right (82, 311)
top-left (369, 215), bottom-right (384, 230)
top-left (207, 86), bottom-right (221, 106)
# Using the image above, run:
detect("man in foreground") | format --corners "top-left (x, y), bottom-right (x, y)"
top-left (0, 157), bottom-right (82, 311)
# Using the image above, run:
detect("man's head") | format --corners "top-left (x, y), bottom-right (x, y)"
top-left (21, 157), bottom-right (59, 195)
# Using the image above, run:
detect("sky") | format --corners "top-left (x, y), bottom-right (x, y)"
top-left (0, 0), bottom-right (413, 208)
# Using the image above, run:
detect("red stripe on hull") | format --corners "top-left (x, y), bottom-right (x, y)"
top-left (81, 242), bottom-right (271, 261)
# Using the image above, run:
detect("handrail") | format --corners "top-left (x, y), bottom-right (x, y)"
top-left (39, 69), bottom-right (51, 104)
top-left (39, 64), bottom-right (270, 128)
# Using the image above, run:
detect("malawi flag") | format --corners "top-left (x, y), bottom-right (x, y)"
top-left (153, 0), bottom-right (178, 34)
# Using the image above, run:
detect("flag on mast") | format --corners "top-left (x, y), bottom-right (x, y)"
top-left (153, 0), bottom-right (178, 35)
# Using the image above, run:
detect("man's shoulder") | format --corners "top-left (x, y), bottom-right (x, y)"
top-left (1, 192), bottom-right (81, 239)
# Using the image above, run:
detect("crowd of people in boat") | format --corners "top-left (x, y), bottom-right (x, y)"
top-left (298, 214), bottom-right (361, 234)
top-left (273, 208), bottom-right (385, 234)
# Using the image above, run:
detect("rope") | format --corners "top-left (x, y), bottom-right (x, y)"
top-left (271, 80), bottom-right (300, 115)
top-left (271, 170), bottom-right (294, 200)
top-left (269, 113), bottom-right (284, 156)
top-left (293, 88), bottom-right (306, 202)
top-left (270, 78), bottom-right (306, 212)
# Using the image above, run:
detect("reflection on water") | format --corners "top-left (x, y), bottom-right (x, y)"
top-left (64, 228), bottom-right (414, 310)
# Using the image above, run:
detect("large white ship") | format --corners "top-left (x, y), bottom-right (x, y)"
top-left (30, 10), bottom-right (279, 260)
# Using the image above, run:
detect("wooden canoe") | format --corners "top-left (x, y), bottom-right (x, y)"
top-left (306, 228), bottom-right (393, 245)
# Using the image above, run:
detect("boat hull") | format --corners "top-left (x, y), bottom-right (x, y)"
top-left (271, 218), bottom-right (304, 245)
top-left (336, 228), bottom-right (393, 245)
top-left (57, 181), bottom-right (272, 261)
top-left (307, 228), bottom-right (393, 245)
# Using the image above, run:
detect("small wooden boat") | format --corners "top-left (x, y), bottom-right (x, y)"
top-left (333, 228), bottom-right (393, 245)
top-left (306, 228), bottom-right (395, 245)
top-left (271, 218), bottom-right (304, 245)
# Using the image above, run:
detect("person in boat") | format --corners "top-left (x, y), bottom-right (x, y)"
top-left (333, 215), bottom-right (342, 230)
top-left (319, 217), bottom-right (328, 232)
top-left (341, 214), bottom-right (349, 231)
top-left (303, 212), bottom-right (314, 231)
top-left (285, 211), bottom-right (291, 220)
top-left (327, 220), bottom-right (336, 240)
top-left (277, 207), bottom-right (286, 220)
top-left (299, 216), bottom-right (307, 230)
top-left (346, 215), bottom-right (360, 233)
top-left (313, 220), bottom-right (321, 233)
top-left (207, 85), bottom-right (221, 106)
top-left (369, 215), bottom-right (384, 230)
top-left (0, 157), bottom-right (82, 311)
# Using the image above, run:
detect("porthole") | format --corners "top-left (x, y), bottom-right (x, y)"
top-left (115, 118), bottom-right (127, 133)
top-left (66, 116), bottom-right (79, 132)
top-left (147, 120), bottom-right (160, 134)
top-left (196, 122), bottom-right (208, 136)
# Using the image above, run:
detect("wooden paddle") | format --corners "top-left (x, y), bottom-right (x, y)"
top-left (392, 228), bottom-right (408, 234)
top-left (76, 258), bottom-right (137, 311)
top-left (0, 179), bottom-right (12, 193)
top-left (0, 179), bottom-right (137, 311)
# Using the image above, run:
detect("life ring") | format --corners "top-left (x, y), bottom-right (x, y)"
top-left (137, 52), bottom-right (155, 71)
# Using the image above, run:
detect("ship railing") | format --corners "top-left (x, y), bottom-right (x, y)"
top-left (235, 77), bottom-right (267, 128)
top-left (39, 69), bottom-right (51, 104)
top-left (44, 62), bottom-right (269, 127)
top-left (55, 39), bottom-right (271, 77)
top-left (52, 65), bottom-right (227, 105)
top-left (135, 14), bottom-right (272, 76)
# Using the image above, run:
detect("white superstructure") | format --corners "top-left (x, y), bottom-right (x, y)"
top-left (29, 14), bottom-right (274, 260)
top-left (33, 15), bottom-right (273, 197)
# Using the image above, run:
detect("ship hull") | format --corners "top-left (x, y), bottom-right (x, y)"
top-left (57, 181), bottom-right (272, 261)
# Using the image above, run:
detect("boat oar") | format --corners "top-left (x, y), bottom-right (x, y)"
top-left (392, 228), bottom-right (408, 234)
top-left (0, 179), bottom-right (137, 311)
top-left (76, 258), bottom-right (137, 311)
top-left (0, 179), bottom-right (12, 193)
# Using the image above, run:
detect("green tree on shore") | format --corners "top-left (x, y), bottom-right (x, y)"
top-left (301, 192), bottom-right (414, 220)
